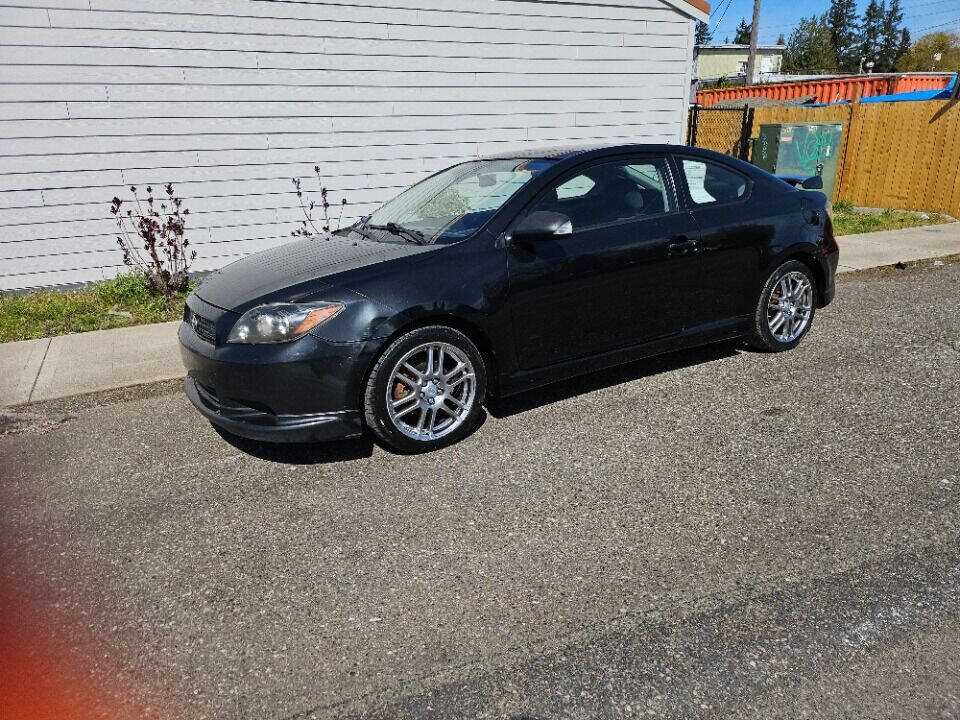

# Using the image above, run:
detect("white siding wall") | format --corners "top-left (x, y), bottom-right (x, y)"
top-left (0, 0), bottom-right (695, 291)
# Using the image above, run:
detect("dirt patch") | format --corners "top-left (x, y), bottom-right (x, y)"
top-left (18, 378), bottom-right (183, 416)
top-left (0, 408), bottom-right (76, 437)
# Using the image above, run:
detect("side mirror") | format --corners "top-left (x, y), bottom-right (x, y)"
top-left (510, 211), bottom-right (573, 242)
top-left (802, 175), bottom-right (824, 190)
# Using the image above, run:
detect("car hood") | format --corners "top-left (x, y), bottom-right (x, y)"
top-left (194, 233), bottom-right (436, 311)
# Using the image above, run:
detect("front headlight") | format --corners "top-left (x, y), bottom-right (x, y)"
top-left (226, 301), bottom-right (344, 344)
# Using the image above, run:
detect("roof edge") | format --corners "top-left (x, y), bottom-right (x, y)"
top-left (697, 44), bottom-right (786, 51)
top-left (661, 0), bottom-right (709, 22)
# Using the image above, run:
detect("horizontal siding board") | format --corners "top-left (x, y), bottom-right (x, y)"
top-left (0, 147), bottom-right (441, 177)
top-left (0, 189), bottom-right (44, 210)
top-left (38, 7), bottom-right (648, 46)
top-left (0, 74), bottom-right (682, 102)
top-left (6, 0), bottom-right (680, 24)
top-left (66, 0), bottom-right (683, 29)
top-left (0, 7), bottom-right (50, 24)
top-left (3, 0), bottom-right (90, 8)
top-left (1, 266), bottom-right (124, 292)
top-left (0, 47), bottom-right (685, 83)
top-left (2, 106), bottom-right (668, 138)
top-left (120, 0), bottom-right (679, 24)
top-left (0, 101), bottom-right (71, 120)
top-left (0, 26), bottom-right (687, 59)
top-left (0, 0), bottom-right (692, 289)
top-left (2, 86), bottom-right (685, 118)
top-left (0, 46), bottom-right (680, 79)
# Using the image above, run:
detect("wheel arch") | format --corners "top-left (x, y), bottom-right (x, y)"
top-left (768, 248), bottom-right (829, 308)
top-left (358, 311), bottom-right (500, 410)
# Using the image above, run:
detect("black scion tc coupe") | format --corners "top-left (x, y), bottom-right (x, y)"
top-left (180, 144), bottom-right (839, 453)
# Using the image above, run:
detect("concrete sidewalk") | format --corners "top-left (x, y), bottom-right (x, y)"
top-left (1, 321), bottom-right (182, 406)
top-left (1, 222), bottom-right (958, 407)
top-left (835, 221), bottom-right (960, 272)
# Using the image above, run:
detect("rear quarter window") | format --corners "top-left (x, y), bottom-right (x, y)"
top-left (680, 159), bottom-right (749, 206)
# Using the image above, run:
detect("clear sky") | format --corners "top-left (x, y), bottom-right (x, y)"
top-left (706, 0), bottom-right (960, 45)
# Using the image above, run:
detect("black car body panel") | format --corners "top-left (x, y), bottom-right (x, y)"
top-left (179, 144), bottom-right (838, 443)
top-left (194, 234), bottom-right (435, 315)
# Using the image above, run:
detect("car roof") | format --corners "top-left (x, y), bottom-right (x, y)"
top-left (480, 143), bottom-right (692, 162)
top-left (482, 143), bottom-right (777, 185)
top-left (475, 143), bottom-right (775, 190)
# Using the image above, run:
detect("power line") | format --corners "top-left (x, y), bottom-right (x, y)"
top-left (731, 0), bottom-right (957, 35)
top-left (708, 0), bottom-right (735, 34)
top-left (708, 0), bottom-right (958, 47)
top-left (916, 16), bottom-right (960, 31)
top-left (902, 0), bottom-right (956, 8)
top-left (734, 11), bottom-right (958, 43)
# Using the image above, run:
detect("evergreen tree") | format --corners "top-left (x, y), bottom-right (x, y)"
top-left (783, 14), bottom-right (838, 74)
top-left (857, 0), bottom-right (886, 71)
top-left (695, 20), bottom-right (713, 46)
top-left (777, 33), bottom-right (786, 46)
top-left (827, 0), bottom-right (860, 72)
top-left (896, 28), bottom-right (911, 63)
top-left (733, 18), bottom-right (752, 44)
top-left (876, 0), bottom-right (905, 71)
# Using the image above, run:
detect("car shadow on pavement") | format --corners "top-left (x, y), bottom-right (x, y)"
top-left (212, 424), bottom-right (375, 464)
top-left (487, 340), bottom-right (742, 419)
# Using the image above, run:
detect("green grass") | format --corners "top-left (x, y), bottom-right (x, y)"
top-left (832, 202), bottom-right (951, 237)
top-left (0, 273), bottom-right (192, 343)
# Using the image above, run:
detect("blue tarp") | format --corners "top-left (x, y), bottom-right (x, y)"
top-left (860, 73), bottom-right (957, 103)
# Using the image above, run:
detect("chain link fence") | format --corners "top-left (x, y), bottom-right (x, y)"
top-left (686, 106), bottom-right (754, 160)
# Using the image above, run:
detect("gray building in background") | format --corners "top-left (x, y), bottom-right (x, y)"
top-left (0, 0), bottom-right (708, 290)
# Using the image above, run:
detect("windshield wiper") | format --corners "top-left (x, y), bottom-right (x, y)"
top-left (351, 222), bottom-right (374, 242)
top-left (368, 222), bottom-right (429, 245)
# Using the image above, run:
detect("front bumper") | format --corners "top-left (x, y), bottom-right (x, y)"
top-left (179, 295), bottom-right (376, 443)
top-left (184, 376), bottom-right (362, 443)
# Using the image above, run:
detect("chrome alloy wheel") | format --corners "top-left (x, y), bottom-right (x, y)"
top-left (767, 270), bottom-right (813, 343)
top-left (385, 342), bottom-right (476, 441)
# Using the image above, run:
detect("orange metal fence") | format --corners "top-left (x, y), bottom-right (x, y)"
top-left (696, 73), bottom-right (953, 107)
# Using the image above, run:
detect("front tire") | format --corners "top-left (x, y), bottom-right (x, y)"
top-left (748, 260), bottom-right (817, 352)
top-left (363, 326), bottom-right (487, 453)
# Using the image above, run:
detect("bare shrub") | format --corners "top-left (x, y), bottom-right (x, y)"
top-left (292, 166), bottom-right (349, 237)
top-left (110, 183), bottom-right (195, 298)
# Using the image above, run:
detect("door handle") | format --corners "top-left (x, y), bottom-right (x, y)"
top-left (668, 237), bottom-right (697, 255)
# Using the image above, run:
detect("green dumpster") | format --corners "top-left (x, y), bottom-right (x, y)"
top-left (752, 122), bottom-right (844, 200)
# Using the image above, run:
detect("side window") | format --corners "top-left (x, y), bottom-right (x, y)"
top-left (681, 159), bottom-right (749, 206)
top-left (529, 157), bottom-right (675, 232)
top-left (625, 163), bottom-right (673, 217)
top-left (555, 174), bottom-right (595, 199)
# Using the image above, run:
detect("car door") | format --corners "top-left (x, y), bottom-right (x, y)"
top-left (505, 155), bottom-right (702, 370)
top-left (672, 155), bottom-right (763, 330)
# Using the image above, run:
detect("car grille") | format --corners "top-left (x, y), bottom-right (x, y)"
top-left (185, 306), bottom-right (217, 344)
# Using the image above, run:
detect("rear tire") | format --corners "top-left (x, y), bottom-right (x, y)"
top-left (363, 325), bottom-right (486, 453)
top-left (748, 260), bottom-right (817, 352)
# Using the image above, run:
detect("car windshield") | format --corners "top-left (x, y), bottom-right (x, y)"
top-left (363, 158), bottom-right (556, 244)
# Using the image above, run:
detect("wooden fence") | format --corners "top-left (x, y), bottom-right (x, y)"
top-left (687, 100), bottom-right (960, 218)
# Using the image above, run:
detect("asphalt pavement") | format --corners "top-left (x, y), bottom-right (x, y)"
top-left (2, 260), bottom-right (959, 719)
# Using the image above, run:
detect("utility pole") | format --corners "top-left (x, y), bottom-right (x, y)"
top-left (745, 0), bottom-right (762, 85)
